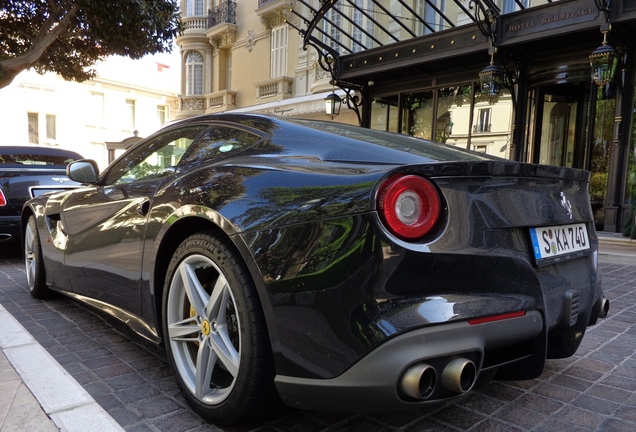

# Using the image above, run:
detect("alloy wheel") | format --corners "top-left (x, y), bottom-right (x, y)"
top-left (166, 253), bottom-right (241, 405)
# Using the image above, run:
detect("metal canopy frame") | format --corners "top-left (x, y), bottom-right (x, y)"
top-left (288, 0), bottom-right (515, 53)
top-left (284, 0), bottom-right (525, 75)
top-left (283, 0), bottom-right (525, 123)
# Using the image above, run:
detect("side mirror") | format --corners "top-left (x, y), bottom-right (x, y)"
top-left (67, 159), bottom-right (100, 184)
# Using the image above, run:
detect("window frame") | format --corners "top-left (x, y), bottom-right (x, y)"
top-left (322, 4), bottom-right (342, 53)
top-left (28, 112), bottom-right (39, 144)
top-left (126, 99), bottom-right (136, 130)
top-left (157, 105), bottom-right (168, 127)
top-left (186, 0), bottom-right (204, 16)
top-left (178, 125), bottom-right (265, 170)
top-left (45, 114), bottom-right (56, 140)
top-left (271, 24), bottom-right (288, 78)
top-left (476, 108), bottom-right (492, 133)
top-left (186, 51), bottom-right (204, 96)
top-left (102, 125), bottom-right (208, 186)
top-left (352, 0), bottom-right (374, 53)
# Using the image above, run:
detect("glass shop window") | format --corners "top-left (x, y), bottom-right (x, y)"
top-left (401, 90), bottom-right (434, 140)
top-left (472, 84), bottom-right (513, 158)
top-left (436, 85), bottom-right (472, 145)
top-left (370, 95), bottom-right (399, 133)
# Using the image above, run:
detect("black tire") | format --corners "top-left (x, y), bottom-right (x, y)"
top-left (24, 216), bottom-right (50, 298)
top-left (162, 232), bottom-right (275, 424)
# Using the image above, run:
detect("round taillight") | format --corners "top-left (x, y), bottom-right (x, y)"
top-left (377, 175), bottom-right (441, 241)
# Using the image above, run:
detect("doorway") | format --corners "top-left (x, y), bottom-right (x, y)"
top-left (527, 83), bottom-right (589, 169)
top-left (526, 81), bottom-right (612, 230)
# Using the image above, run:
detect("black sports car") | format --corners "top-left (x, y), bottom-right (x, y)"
top-left (21, 114), bottom-right (608, 424)
top-left (1, 145), bottom-right (83, 244)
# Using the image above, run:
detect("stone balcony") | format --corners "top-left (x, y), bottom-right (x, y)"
top-left (255, 77), bottom-right (294, 99)
top-left (206, 1), bottom-right (237, 49)
top-left (176, 95), bottom-right (205, 119)
top-left (206, 90), bottom-right (237, 113)
top-left (256, 0), bottom-right (291, 29)
top-left (176, 16), bottom-right (209, 46)
top-left (177, 1), bottom-right (237, 48)
top-left (177, 91), bottom-right (238, 117)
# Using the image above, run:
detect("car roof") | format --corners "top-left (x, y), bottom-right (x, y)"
top-left (0, 145), bottom-right (84, 158)
top-left (0, 145), bottom-right (84, 168)
top-left (173, 113), bottom-right (496, 164)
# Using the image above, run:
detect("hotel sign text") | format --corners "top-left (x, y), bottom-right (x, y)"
top-left (504, 5), bottom-right (599, 40)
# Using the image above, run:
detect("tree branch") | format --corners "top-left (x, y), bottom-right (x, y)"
top-left (0, 3), bottom-right (80, 87)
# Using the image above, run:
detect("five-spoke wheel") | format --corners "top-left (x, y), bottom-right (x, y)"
top-left (24, 215), bottom-right (49, 298)
top-left (162, 232), bottom-right (274, 424)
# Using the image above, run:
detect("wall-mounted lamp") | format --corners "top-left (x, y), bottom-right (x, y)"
top-left (325, 92), bottom-right (341, 119)
top-left (445, 120), bottom-right (454, 136)
top-left (304, 47), bottom-right (363, 125)
top-left (436, 113), bottom-right (454, 143)
top-left (590, 0), bottom-right (618, 88)
top-left (479, 47), bottom-right (506, 97)
top-left (471, 1), bottom-right (508, 98)
top-left (589, 24), bottom-right (618, 87)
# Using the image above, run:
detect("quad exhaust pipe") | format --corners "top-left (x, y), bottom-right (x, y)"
top-left (589, 296), bottom-right (610, 326)
top-left (400, 358), bottom-right (477, 400)
top-left (399, 363), bottom-right (437, 400)
top-left (441, 358), bottom-right (477, 394)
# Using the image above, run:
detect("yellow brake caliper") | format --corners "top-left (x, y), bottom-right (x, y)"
top-left (190, 306), bottom-right (203, 346)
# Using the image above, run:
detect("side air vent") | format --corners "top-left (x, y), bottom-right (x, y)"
top-left (564, 290), bottom-right (580, 327)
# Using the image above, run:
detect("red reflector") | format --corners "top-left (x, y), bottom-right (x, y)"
top-left (467, 311), bottom-right (526, 325)
top-left (0, 189), bottom-right (6, 206)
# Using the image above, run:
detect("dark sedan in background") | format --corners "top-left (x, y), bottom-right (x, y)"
top-left (21, 114), bottom-right (608, 424)
top-left (0, 145), bottom-right (83, 244)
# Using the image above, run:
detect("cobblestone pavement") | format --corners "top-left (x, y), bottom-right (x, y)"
top-left (1, 247), bottom-right (635, 432)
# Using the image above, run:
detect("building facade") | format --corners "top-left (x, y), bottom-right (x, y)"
top-left (176, 0), bottom-right (636, 235)
top-left (175, 0), bottom-right (358, 123)
top-left (1, 54), bottom-right (180, 169)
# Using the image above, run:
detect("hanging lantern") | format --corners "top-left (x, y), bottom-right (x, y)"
top-left (589, 39), bottom-right (618, 87)
top-left (479, 63), bottom-right (505, 97)
top-left (324, 92), bottom-right (341, 119)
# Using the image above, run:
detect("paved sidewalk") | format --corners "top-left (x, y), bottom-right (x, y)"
top-left (596, 233), bottom-right (636, 262)
top-left (0, 349), bottom-right (56, 432)
top-left (0, 302), bottom-right (123, 432)
top-left (1, 234), bottom-right (635, 432)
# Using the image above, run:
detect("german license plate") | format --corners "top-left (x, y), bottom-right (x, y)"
top-left (529, 223), bottom-right (590, 262)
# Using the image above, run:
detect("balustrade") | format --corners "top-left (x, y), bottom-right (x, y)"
top-left (209, 1), bottom-right (236, 27)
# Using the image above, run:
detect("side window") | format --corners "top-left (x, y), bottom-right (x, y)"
top-left (180, 126), bottom-right (262, 168)
top-left (104, 126), bottom-right (206, 185)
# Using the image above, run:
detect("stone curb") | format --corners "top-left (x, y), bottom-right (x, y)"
top-left (0, 304), bottom-right (124, 432)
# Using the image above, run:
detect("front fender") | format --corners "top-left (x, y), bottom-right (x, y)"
top-left (21, 196), bottom-right (72, 291)
top-left (139, 202), bottom-right (252, 343)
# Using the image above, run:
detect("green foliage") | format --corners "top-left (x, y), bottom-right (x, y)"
top-left (627, 171), bottom-right (636, 203)
top-left (590, 172), bottom-right (609, 202)
top-left (0, 0), bottom-right (182, 88)
top-left (627, 110), bottom-right (636, 204)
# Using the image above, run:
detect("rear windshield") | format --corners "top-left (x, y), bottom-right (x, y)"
top-left (0, 151), bottom-right (81, 167)
top-left (291, 119), bottom-right (498, 162)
